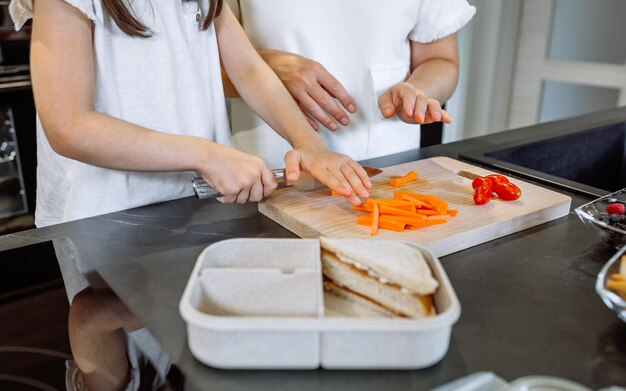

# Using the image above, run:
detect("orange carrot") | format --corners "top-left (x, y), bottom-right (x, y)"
top-left (371, 202), bottom-right (379, 236)
top-left (426, 219), bottom-right (447, 227)
top-left (358, 215), bottom-right (405, 232)
top-left (426, 214), bottom-right (450, 222)
top-left (448, 209), bottom-right (458, 217)
top-left (390, 171), bottom-right (418, 187)
top-left (379, 204), bottom-right (423, 217)
top-left (415, 209), bottom-right (439, 216)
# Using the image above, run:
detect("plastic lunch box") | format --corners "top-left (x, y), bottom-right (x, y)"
top-left (179, 238), bottom-right (461, 369)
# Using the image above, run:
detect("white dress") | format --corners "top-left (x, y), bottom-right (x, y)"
top-left (231, 0), bottom-right (475, 168)
top-left (10, 2), bottom-right (229, 387)
top-left (10, 0), bottom-right (231, 227)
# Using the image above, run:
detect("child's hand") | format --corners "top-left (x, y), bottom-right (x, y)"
top-left (198, 144), bottom-right (277, 204)
top-left (378, 82), bottom-right (452, 125)
top-left (284, 142), bottom-right (371, 205)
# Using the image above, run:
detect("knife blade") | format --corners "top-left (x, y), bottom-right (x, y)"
top-left (192, 166), bottom-right (383, 199)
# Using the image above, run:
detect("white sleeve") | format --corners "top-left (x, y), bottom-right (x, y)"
top-left (409, 0), bottom-right (476, 43)
top-left (9, 0), bottom-right (96, 31)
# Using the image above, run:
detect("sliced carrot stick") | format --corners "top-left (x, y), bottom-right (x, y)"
top-left (426, 219), bottom-right (447, 227)
top-left (379, 204), bottom-right (423, 217)
top-left (382, 215), bottom-right (427, 227)
top-left (390, 171), bottom-right (418, 187)
top-left (400, 194), bottom-right (425, 208)
top-left (448, 209), bottom-right (458, 217)
top-left (371, 202), bottom-right (379, 236)
top-left (427, 214), bottom-right (451, 221)
top-left (415, 209), bottom-right (439, 216)
top-left (358, 215), bottom-right (405, 232)
top-left (380, 220), bottom-right (406, 231)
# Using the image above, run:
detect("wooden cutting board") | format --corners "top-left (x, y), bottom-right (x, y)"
top-left (258, 157), bottom-right (572, 257)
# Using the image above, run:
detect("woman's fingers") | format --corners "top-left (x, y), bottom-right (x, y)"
top-left (318, 70), bottom-right (357, 114)
top-left (309, 84), bottom-right (351, 126)
top-left (378, 90), bottom-right (397, 118)
top-left (402, 88), bottom-right (417, 118)
top-left (426, 99), bottom-right (443, 122)
top-left (414, 95), bottom-right (429, 124)
top-left (297, 92), bottom-right (340, 131)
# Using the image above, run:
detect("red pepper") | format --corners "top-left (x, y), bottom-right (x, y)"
top-left (484, 174), bottom-right (509, 188)
top-left (493, 181), bottom-right (521, 201)
top-left (473, 184), bottom-right (493, 205)
top-left (471, 177), bottom-right (491, 190)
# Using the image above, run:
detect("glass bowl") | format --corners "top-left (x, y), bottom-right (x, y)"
top-left (575, 188), bottom-right (626, 249)
top-left (596, 245), bottom-right (626, 323)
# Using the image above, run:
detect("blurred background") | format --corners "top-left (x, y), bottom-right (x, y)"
top-left (447, 0), bottom-right (626, 142)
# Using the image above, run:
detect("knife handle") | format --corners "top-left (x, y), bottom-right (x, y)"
top-left (192, 169), bottom-right (287, 200)
top-left (191, 177), bottom-right (222, 199)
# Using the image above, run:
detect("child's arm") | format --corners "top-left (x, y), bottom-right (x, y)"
top-left (31, 0), bottom-right (276, 204)
top-left (215, 4), bottom-right (371, 205)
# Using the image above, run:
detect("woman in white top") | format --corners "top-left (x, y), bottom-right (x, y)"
top-left (10, 0), bottom-right (372, 388)
top-left (227, 0), bottom-right (476, 168)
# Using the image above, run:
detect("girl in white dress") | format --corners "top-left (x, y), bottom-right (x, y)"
top-left (9, 0), bottom-right (372, 389)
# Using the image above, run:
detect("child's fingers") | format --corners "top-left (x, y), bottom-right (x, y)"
top-left (235, 187), bottom-right (251, 204)
top-left (348, 160), bottom-right (372, 189)
top-left (284, 150), bottom-right (301, 182)
top-left (261, 165), bottom-right (278, 198)
top-left (340, 163), bottom-right (370, 199)
top-left (315, 168), bottom-right (350, 196)
top-left (442, 109), bottom-right (453, 123)
top-left (328, 166), bottom-right (352, 195)
top-left (249, 180), bottom-right (265, 202)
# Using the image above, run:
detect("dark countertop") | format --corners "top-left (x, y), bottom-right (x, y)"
top-left (2, 117), bottom-right (626, 390)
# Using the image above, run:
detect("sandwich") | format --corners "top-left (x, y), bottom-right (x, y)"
top-left (320, 237), bottom-right (439, 318)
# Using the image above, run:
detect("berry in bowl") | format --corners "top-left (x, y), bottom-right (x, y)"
top-left (575, 188), bottom-right (626, 249)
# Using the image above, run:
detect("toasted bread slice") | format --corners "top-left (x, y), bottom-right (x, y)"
top-left (323, 280), bottom-right (394, 318)
top-left (321, 250), bottom-right (435, 318)
top-left (320, 237), bottom-right (438, 295)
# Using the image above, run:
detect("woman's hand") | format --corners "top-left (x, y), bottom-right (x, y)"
top-left (378, 82), bottom-right (452, 125)
top-left (261, 50), bottom-right (357, 131)
top-left (283, 140), bottom-right (371, 205)
top-left (196, 143), bottom-right (277, 204)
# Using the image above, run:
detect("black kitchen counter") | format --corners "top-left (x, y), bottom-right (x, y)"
top-left (1, 113), bottom-right (625, 390)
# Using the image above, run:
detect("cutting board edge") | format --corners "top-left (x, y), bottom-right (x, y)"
top-left (258, 201), bottom-right (322, 239)
top-left (424, 198), bottom-right (572, 257)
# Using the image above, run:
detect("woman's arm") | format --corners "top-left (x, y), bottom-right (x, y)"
top-left (221, 0), bottom-right (354, 131)
top-left (31, 0), bottom-right (276, 204)
top-left (223, 50), bottom-right (356, 132)
top-left (215, 4), bottom-right (370, 203)
top-left (378, 34), bottom-right (459, 124)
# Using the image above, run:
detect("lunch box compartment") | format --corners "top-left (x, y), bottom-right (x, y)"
top-left (180, 238), bottom-right (461, 369)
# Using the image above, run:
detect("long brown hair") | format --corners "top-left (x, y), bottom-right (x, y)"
top-left (101, 0), bottom-right (224, 37)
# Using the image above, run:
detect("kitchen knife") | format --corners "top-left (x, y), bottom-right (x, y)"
top-left (192, 166), bottom-right (383, 199)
